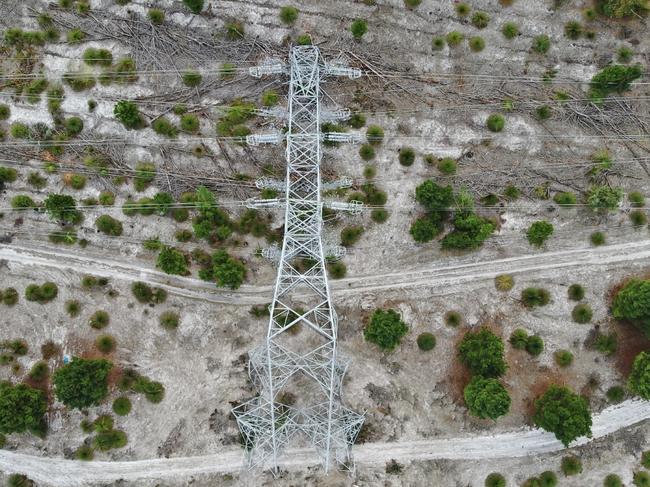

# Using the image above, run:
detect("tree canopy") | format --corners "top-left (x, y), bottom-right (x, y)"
top-left (53, 358), bottom-right (113, 409)
top-left (156, 246), bottom-right (189, 275)
top-left (458, 327), bottom-right (507, 377)
top-left (44, 193), bottom-right (80, 224)
top-left (0, 382), bottom-right (47, 435)
top-left (533, 385), bottom-right (592, 446)
top-left (363, 308), bottom-right (408, 352)
top-left (415, 180), bottom-right (453, 212)
top-left (612, 279), bottom-right (650, 336)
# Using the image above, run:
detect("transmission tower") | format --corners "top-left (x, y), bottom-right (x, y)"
top-left (232, 46), bottom-right (364, 473)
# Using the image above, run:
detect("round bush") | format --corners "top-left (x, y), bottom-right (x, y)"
top-left (416, 332), bottom-right (436, 351)
top-left (350, 19), bottom-right (367, 40)
top-left (399, 147), bottom-right (415, 166)
top-left (65, 116), bottom-right (84, 136)
top-left (455, 3), bottom-right (470, 16)
top-left (28, 360), bottom-right (49, 381)
top-left (572, 304), bottom-right (592, 324)
top-left (629, 191), bottom-right (645, 207)
top-left (458, 327), bottom-right (507, 377)
top-left (410, 215), bottom-right (441, 243)
top-left (75, 445), bottom-right (94, 461)
top-left (494, 274), bottom-right (514, 292)
top-left (568, 284), bottom-right (585, 301)
top-left (95, 335), bottom-right (116, 354)
top-left (630, 210), bottom-right (647, 226)
top-left (341, 225), bottom-right (364, 247)
top-left (521, 287), bottom-right (550, 307)
top-left (485, 473), bottom-right (506, 487)
top-left (53, 358), bottom-right (112, 409)
top-left (554, 192), bottom-right (577, 206)
top-left (148, 8), bottom-right (165, 24)
top-left (509, 328), bottom-right (529, 349)
top-left (3, 288), bottom-right (19, 306)
top-left (95, 215), bottom-right (123, 236)
top-left (535, 386), bottom-right (592, 447)
top-left (552, 349), bottom-right (574, 368)
top-left (94, 429), bottom-right (127, 451)
top-left (180, 114), bottom-right (200, 134)
top-left (446, 31), bottom-right (464, 47)
top-left (403, 0), bottom-right (422, 7)
top-left (371, 208), bottom-right (389, 223)
top-left (279, 6), bottom-right (298, 24)
top-left (89, 310), bottom-right (110, 329)
top-left (526, 335), bottom-right (544, 356)
top-left (432, 36), bottom-right (445, 50)
top-left (564, 21), bottom-right (583, 39)
top-left (486, 114), bottom-right (505, 132)
top-left (471, 11), bottom-right (490, 28)
top-left (328, 261), bottom-right (347, 279)
top-left (634, 471), bottom-right (650, 487)
top-left (0, 104), bottom-right (10, 120)
top-left (65, 299), bottom-right (81, 317)
top-left (444, 310), bottom-right (462, 327)
top-left (606, 385), bottom-right (625, 403)
top-left (643, 450), bottom-right (650, 468)
top-left (359, 144), bottom-right (375, 161)
top-left (526, 220), bottom-right (554, 247)
top-left (603, 474), bottom-right (622, 487)
top-left (438, 157), bottom-right (457, 175)
top-left (533, 35), bottom-right (551, 54)
top-left (159, 311), bottom-right (180, 330)
top-left (502, 22), bottom-right (519, 39)
top-left (539, 471), bottom-right (557, 487)
top-left (469, 36), bottom-right (485, 52)
top-left (590, 231), bottom-right (605, 246)
top-left (366, 125), bottom-right (384, 145)
top-left (112, 396), bottom-right (132, 416)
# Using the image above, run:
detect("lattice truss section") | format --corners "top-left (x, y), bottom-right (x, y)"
top-left (232, 46), bottom-right (364, 473)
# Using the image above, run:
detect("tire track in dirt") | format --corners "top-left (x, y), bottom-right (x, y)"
top-left (1, 399), bottom-right (647, 486)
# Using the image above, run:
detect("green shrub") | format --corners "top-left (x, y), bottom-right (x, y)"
top-left (25, 282), bottom-right (58, 303)
top-left (464, 376), bottom-right (510, 419)
top-left (112, 396), bottom-right (132, 416)
top-left (485, 473), bottom-right (506, 487)
top-left (527, 221), bottom-right (554, 247)
top-left (327, 261), bottom-right (347, 279)
top-left (183, 0), bottom-right (204, 14)
top-left (532, 35), bottom-right (551, 54)
top-left (564, 21), bottom-right (583, 39)
top-left (539, 471), bottom-right (557, 487)
top-left (8, 339), bottom-right (28, 356)
top-left (630, 210), bottom-right (647, 226)
top-left (225, 21), bottom-right (244, 40)
top-left (612, 279), bottom-right (650, 336)
top-left (152, 117), bottom-right (178, 138)
top-left (555, 350), bottom-right (574, 367)
top-left (437, 158), bottom-right (457, 175)
top-left (11, 195), bottom-right (36, 209)
top-left (371, 208), bottom-right (389, 223)
top-left (93, 415), bottom-right (114, 433)
top-left (182, 70), bottom-right (202, 87)
top-left (295, 33), bottom-right (312, 45)
top-left (28, 361), bottom-right (49, 381)
top-left (94, 429), bottom-right (127, 451)
top-left (3, 288), bottom-right (19, 306)
top-left (398, 147), bottom-right (416, 166)
top-left (446, 31), bottom-right (464, 47)
top-left (494, 274), bottom-right (514, 292)
top-left (471, 11), bottom-right (490, 28)
top-left (571, 303), bottom-right (592, 323)
top-left (590, 231), bottom-right (606, 246)
top-left (606, 385), bottom-right (625, 403)
top-left (134, 161), bottom-right (156, 191)
top-left (521, 287), bottom-right (550, 307)
top-left (535, 387), bottom-right (592, 447)
top-left (67, 28), bottom-right (85, 44)
top-left (341, 225), bottom-right (364, 246)
top-left (0, 104), bottom-right (10, 120)
top-left (509, 328), bottom-right (529, 349)
top-left (83, 48), bottom-right (112, 66)
top-left (10, 123), bottom-right (30, 139)
top-left (535, 105), bottom-right (552, 120)
top-left (65, 299), bottom-right (81, 317)
top-left (53, 357), bottom-right (112, 409)
top-left (209, 250), bottom-right (246, 289)
top-left (590, 64), bottom-right (643, 100)
top-left (469, 36), bottom-right (485, 52)
top-left (359, 144), bottom-right (376, 161)
top-left (455, 3), bottom-right (470, 16)
top-left (159, 311), bottom-right (180, 330)
top-left (27, 172), bottom-right (46, 189)
top-left (443, 310), bottom-right (461, 327)
top-left (502, 21), bottom-right (519, 39)
top-left (279, 6), bottom-right (298, 24)
top-left (560, 455), bottom-right (583, 476)
top-left (95, 215), bottom-right (123, 236)
top-left (618, 46), bottom-right (634, 63)
top-left (0, 167), bottom-right (18, 183)
top-left (458, 328), bottom-right (507, 377)
top-left (75, 445), bottom-right (94, 461)
top-left (634, 471), bottom-right (650, 487)
top-left (404, 0), bottom-right (422, 7)
top-left (95, 334), bottom-right (116, 354)
top-left (629, 351), bottom-right (650, 399)
top-left (567, 284), bottom-right (585, 301)
top-left (594, 331), bottom-right (617, 355)
top-left (416, 332), bottom-right (436, 351)
top-left (643, 449), bottom-right (650, 468)
top-left (132, 376), bottom-right (165, 403)
top-left (366, 125), bottom-right (384, 145)
top-left (89, 310), bottom-right (110, 329)
top-left (526, 335), bottom-right (544, 356)
top-left (7, 474), bottom-right (35, 487)
top-left (364, 309), bottom-right (408, 352)
top-left (553, 192), bottom-right (577, 206)
top-left (486, 114), bottom-right (505, 132)
top-left (432, 36), bottom-right (445, 50)
top-left (0, 382), bottom-right (47, 435)
top-left (148, 8), bottom-right (165, 24)
top-left (157, 246), bottom-right (188, 275)
top-left (629, 191), bottom-right (645, 207)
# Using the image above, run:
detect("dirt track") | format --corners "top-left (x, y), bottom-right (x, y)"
top-left (2, 239), bottom-right (650, 303)
top-left (1, 398), bottom-right (647, 486)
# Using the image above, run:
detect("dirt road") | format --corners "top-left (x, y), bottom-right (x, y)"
top-left (1, 399), bottom-right (647, 485)
top-left (2, 240), bottom-right (650, 304)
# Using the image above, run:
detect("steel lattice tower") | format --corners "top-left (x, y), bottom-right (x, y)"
top-left (232, 46), bottom-right (364, 473)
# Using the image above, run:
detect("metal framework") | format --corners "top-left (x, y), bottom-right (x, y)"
top-left (232, 46), bottom-right (363, 473)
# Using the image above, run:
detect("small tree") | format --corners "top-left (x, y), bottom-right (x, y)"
top-left (364, 309), bottom-right (408, 352)
top-left (114, 100), bottom-right (144, 129)
top-left (612, 279), bottom-right (650, 336)
top-left (410, 215), bottom-right (441, 242)
top-left (629, 351), bottom-right (650, 399)
top-left (53, 357), bottom-right (112, 409)
top-left (463, 376), bottom-right (510, 420)
top-left (211, 250), bottom-right (246, 289)
top-left (590, 64), bottom-right (643, 99)
top-left (458, 328), bottom-right (507, 377)
top-left (0, 382), bottom-right (47, 435)
top-left (44, 193), bottom-right (80, 224)
top-left (415, 180), bottom-right (453, 212)
top-left (157, 246), bottom-right (188, 275)
top-left (533, 386), bottom-right (592, 446)
top-left (527, 220), bottom-right (554, 247)
top-left (279, 6), bottom-right (298, 24)
top-left (350, 19), bottom-right (368, 40)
